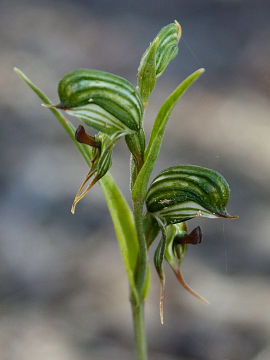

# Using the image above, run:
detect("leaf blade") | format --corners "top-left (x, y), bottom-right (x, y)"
top-left (132, 68), bottom-right (205, 202)
top-left (99, 174), bottom-right (139, 302)
top-left (146, 68), bottom-right (205, 158)
top-left (14, 68), bottom-right (140, 303)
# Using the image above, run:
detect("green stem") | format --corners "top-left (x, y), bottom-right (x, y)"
top-left (133, 199), bottom-right (148, 297)
top-left (132, 194), bottom-right (148, 360)
top-left (131, 298), bottom-right (148, 360)
top-left (130, 130), bottom-right (148, 359)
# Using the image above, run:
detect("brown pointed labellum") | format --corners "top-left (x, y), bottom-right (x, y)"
top-left (75, 125), bottom-right (101, 148)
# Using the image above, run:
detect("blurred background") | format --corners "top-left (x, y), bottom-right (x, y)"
top-left (1, 0), bottom-right (270, 359)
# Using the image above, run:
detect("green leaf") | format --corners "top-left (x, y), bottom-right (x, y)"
top-left (132, 68), bottom-right (205, 203)
top-left (145, 68), bottom-right (204, 160)
top-left (14, 68), bottom-right (140, 303)
top-left (99, 174), bottom-right (139, 303)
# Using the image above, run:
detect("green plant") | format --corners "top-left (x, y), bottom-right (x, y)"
top-left (15, 20), bottom-right (236, 360)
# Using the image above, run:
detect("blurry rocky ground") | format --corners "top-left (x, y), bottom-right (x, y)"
top-left (1, 0), bottom-right (270, 359)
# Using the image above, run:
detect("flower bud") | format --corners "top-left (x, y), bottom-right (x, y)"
top-left (137, 21), bottom-right (181, 106)
top-left (155, 20), bottom-right (181, 77)
top-left (137, 37), bottom-right (158, 107)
